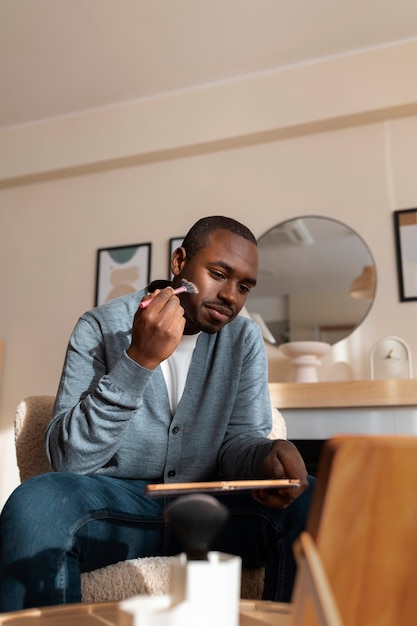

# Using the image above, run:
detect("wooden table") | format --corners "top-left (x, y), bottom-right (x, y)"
top-left (0, 600), bottom-right (292, 626)
top-left (0, 603), bottom-right (119, 626)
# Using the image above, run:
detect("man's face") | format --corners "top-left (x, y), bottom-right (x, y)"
top-left (172, 229), bottom-right (258, 334)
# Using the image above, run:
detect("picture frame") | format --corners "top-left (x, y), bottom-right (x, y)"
top-left (168, 236), bottom-right (184, 280)
top-left (95, 243), bottom-right (151, 306)
top-left (393, 209), bottom-right (417, 302)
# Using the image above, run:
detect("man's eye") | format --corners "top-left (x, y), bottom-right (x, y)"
top-left (210, 270), bottom-right (226, 280)
top-left (239, 284), bottom-right (251, 294)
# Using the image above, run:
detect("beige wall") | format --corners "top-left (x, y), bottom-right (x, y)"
top-left (1, 40), bottom-right (417, 507)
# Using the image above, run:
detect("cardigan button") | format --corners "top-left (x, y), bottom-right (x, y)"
top-left (168, 470), bottom-right (176, 478)
top-left (172, 426), bottom-right (180, 434)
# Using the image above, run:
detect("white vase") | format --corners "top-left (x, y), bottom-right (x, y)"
top-left (279, 341), bottom-right (331, 383)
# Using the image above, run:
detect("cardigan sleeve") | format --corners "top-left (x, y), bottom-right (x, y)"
top-left (46, 312), bottom-right (155, 474)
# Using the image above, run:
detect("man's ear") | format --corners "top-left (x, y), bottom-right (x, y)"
top-left (171, 246), bottom-right (187, 277)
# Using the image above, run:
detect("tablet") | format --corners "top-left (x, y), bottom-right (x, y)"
top-left (145, 478), bottom-right (300, 497)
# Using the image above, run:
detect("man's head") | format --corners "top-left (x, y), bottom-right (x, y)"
top-left (171, 216), bottom-right (258, 334)
top-left (181, 216), bottom-right (257, 259)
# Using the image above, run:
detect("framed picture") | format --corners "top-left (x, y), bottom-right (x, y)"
top-left (168, 237), bottom-right (184, 280)
top-left (95, 243), bottom-right (151, 306)
top-left (393, 209), bottom-right (417, 301)
top-left (317, 324), bottom-right (355, 344)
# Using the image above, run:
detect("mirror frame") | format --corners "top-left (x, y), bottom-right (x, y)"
top-left (248, 215), bottom-right (376, 345)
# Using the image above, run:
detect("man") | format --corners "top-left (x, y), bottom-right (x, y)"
top-left (0, 216), bottom-right (312, 612)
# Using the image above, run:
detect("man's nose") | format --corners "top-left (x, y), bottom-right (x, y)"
top-left (218, 281), bottom-right (238, 304)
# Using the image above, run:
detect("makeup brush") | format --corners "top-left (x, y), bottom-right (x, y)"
top-left (139, 278), bottom-right (199, 309)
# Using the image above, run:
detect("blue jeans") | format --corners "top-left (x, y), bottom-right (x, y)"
top-left (0, 472), bottom-right (314, 612)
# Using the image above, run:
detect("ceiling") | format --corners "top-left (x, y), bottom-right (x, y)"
top-left (1, 0), bottom-right (417, 129)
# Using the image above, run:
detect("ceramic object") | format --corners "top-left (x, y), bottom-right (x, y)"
top-left (279, 341), bottom-right (331, 383)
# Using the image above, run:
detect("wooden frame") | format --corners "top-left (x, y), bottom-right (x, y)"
top-left (95, 243), bottom-right (151, 306)
top-left (393, 208), bottom-right (417, 301)
top-left (317, 324), bottom-right (354, 343)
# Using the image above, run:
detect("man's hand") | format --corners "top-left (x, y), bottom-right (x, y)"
top-left (126, 288), bottom-right (186, 370)
top-left (252, 440), bottom-right (309, 509)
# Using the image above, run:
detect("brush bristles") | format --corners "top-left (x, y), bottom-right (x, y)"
top-left (180, 279), bottom-right (199, 293)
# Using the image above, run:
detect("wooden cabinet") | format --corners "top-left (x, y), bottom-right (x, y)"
top-left (269, 379), bottom-right (417, 410)
top-left (269, 380), bottom-right (417, 474)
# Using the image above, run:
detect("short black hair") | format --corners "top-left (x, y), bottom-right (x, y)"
top-left (181, 216), bottom-right (257, 259)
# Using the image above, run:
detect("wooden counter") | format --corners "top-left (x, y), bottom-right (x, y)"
top-left (269, 379), bottom-right (417, 409)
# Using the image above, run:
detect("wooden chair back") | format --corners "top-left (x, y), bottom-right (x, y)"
top-left (291, 435), bottom-right (417, 626)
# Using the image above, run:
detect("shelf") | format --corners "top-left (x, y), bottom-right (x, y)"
top-left (269, 379), bottom-right (417, 409)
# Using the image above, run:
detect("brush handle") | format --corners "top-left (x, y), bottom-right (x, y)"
top-left (139, 285), bottom-right (187, 309)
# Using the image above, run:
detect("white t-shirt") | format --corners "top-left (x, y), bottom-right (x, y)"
top-left (160, 333), bottom-right (200, 413)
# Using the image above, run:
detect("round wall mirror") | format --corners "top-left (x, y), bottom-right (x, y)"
top-left (246, 216), bottom-right (376, 345)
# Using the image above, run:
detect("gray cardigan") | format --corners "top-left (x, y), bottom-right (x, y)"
top-left (46, 290), bottom-right (273, 482)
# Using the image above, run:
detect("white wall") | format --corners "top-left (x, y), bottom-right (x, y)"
top-left (1, 40), bottom-right (417, 507)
